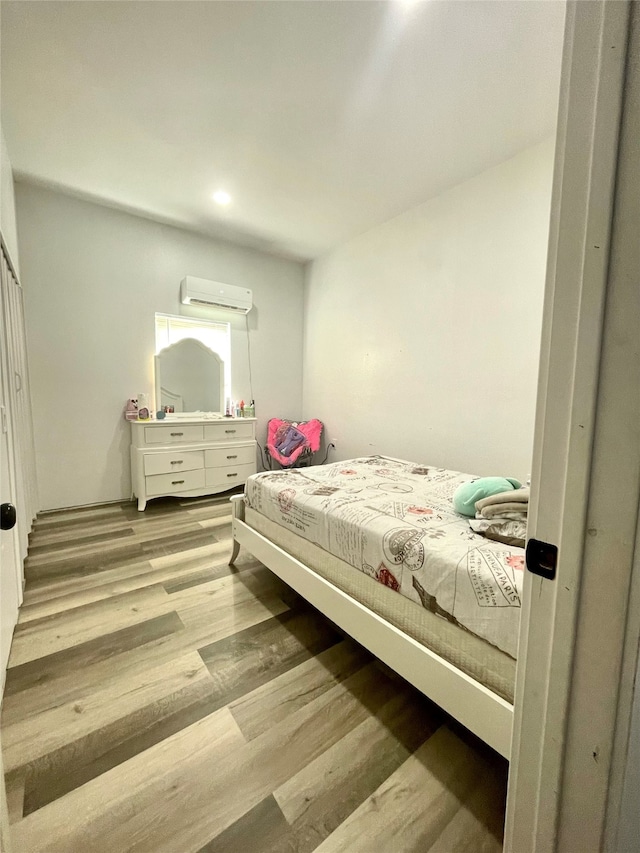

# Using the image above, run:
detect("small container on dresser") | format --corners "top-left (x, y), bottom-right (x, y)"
top-left (130, 417), bottom-right (257, 511)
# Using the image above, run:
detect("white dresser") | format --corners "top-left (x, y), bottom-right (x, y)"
top-left (130, 417), bottom-right (257, 511)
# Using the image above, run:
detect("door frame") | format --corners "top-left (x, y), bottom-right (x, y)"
top-left (0, 4), bottom-right (638, 852)
top-left (505, 1), bottom-right (639, 850)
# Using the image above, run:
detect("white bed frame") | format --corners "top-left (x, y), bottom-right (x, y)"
top-left (230, 495), bottom-right (513, 758)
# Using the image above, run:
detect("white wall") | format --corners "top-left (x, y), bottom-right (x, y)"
top-left (303, 138), bottom-right (554, 481)
top-left (16, 183), bottom-right (305, 509)
top-left (0, 130), bottom-right (20, 275)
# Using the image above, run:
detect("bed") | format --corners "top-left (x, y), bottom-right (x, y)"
top-left (230, 455), bottom-right (523, 758)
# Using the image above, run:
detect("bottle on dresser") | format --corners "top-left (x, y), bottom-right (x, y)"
top-left (137, 393), bottom-right (151, 420)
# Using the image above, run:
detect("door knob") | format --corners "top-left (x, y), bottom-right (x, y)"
top-left (1, 503), bottom-right (17, 530)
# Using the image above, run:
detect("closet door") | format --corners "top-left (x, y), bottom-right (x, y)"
top-left (0, 247), bottom-right (38, 574)
top-left (0, 327), bottom-right (20, 681)
top-left (0, 250), bottom-right (21, 683)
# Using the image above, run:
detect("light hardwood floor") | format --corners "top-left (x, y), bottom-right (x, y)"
top-left (2, 493), bottom-right (507, 852)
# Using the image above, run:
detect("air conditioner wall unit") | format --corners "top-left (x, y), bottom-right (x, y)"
top-left (180, 277), bottom-right (253, 314)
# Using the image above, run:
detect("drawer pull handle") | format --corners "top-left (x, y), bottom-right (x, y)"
top-left (225, 429), bottom-right (236, 434)
top-left (170, 460), bottom-right (184, 465)
top-left (170, 432), bottom-right (184, 437)
top-left (226, 455), bottom-right (237, 459)
top-left (172, 480), bottom-right (185, 485)
top-left (227, 473), bottom-right (238, 478)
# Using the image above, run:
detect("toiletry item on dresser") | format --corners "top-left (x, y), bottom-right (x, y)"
top-left (239, 400), bottom-right (245, 417)
top-left (245, 400), bottom-right (255, 418)
top-left (138, 393), bottom-right (151, 420)
top-left (124, 399), bottom-right (138, 421)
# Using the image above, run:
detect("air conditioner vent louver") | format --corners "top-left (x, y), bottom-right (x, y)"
top-left (180, 277), bottom-right (253, 314)
top-left (188, 298), bottom-right (246, 311)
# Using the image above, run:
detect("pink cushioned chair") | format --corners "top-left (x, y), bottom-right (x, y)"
top-left (266, 418), bottom-right (324, 469)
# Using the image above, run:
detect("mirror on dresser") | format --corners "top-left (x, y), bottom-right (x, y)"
top-left (155, 338), bottom-right (224, 414)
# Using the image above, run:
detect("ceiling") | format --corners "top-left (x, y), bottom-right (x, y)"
top-left (1, 0), bottom-right (565, 261)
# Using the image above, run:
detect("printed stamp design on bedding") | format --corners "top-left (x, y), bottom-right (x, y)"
top-left (377, 563), bottom-right (401, 592)
top-left (407, 504), bottom-right (433, 516)
top-left (374, 467), bottom-right (403, 478)
top-left (304, 485), bottom-right (340, 497)
top-left (382, 527), bottom-right (426, 571)
top-left (466, 550), bottom-right (521, 607)
top-left (374, 499), bottom-right (456, 530)
top-left (277, 488), bottom-right (296, 513)
top-left (362, 560), bottom-right (377, 579)
top-left (353, 456), bottom-right (401, 466)
top-left (363, 561), bottom-right (402, 592)
top-left (258, 471), bottom-right (305, 483)
top-left (276, 501), bottom-right (318, 535)
top-left (372, 482), bottom-right (413, 494)
top-left (506, 554), bottom-right (525, 571)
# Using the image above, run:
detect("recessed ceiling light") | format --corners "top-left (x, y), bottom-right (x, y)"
top-left (212, 190), bottom-right (231, 206)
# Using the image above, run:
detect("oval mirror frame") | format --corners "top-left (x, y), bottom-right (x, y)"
top-left (154, 338), bottom-right (225, 414)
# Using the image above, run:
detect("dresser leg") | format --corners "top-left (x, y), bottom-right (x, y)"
top-left (230, 538), bottom-right (240, 565)
top-left (138, 497), bottom-right (147, 512)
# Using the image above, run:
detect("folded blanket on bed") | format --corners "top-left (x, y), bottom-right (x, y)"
top-left (475, 487), bottom-right (530, 512)
top-left (471, 486), bottom-right (529, 546)
top-left (479, 502), bottom-right (528, 520)
top-left (470, 517), bottom-right (528, 548)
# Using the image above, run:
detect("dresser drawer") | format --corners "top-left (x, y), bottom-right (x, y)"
top-left (145, 468), bottom-right (206, 497)
top-left (205, 445), bottom-right (255, 469)
top-left (205, 462), bottom-right (256, 489)
top-left (204, 422), bottom-right (254, 442)
top-left (144, 425), bottom-right (204, 444)
top-left (143, 450), bottom-right (205, 477)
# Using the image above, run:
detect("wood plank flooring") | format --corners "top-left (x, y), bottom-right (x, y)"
top-left (1, 493), bottom-right (507, 852)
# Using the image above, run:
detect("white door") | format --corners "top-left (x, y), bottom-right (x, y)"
top-left (0, 341), bottom-right (19, 853)
top-left (0, 251), bottom-right (21, 684)
top-left (0, 396), bottom-right (19, 682)
top-left (505, 1), bottom-right (639, 850)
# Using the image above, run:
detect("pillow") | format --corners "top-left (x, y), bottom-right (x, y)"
top-left (453, 476), bottom-right (521, 517)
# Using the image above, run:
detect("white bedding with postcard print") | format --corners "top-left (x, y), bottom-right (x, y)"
top-left (245, 456), bottom-right (524, 658)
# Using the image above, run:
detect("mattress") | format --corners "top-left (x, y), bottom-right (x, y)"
top-left (245, 456), bottom-right (524, 658)
top-left (246, 507), bottom-right (515, 702)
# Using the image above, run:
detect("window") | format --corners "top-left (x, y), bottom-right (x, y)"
top-left (155, 313), bottom-right (231, 402)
